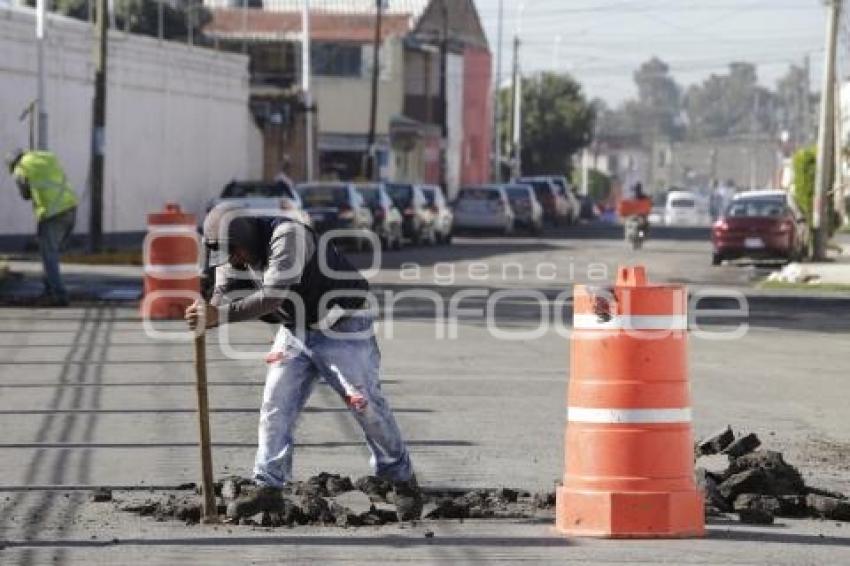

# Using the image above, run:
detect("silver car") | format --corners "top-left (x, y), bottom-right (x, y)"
top-left (452, 185), bottom-right (515, 235)
top-left (504, 184), bottom-right (544, 234)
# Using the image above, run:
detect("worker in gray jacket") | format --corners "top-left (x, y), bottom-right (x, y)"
top-left (186, 203), bottom-right (421, 520)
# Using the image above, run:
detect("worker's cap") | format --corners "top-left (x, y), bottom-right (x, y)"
top-left (5, 148), bottom-right (24, 174)
top-left (202, 202), bottom-right (258, 267)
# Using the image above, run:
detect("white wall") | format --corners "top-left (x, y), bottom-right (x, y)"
top-left (446, 52), bottom-right (464, 195)
top-left (0, 7), bottom-right (263, 238)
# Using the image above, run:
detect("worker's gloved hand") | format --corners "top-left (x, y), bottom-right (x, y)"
top-left (185, 301), bottom-right (220, 330)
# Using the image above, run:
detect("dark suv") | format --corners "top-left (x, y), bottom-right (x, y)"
top-left (296, 183), bottom-right (373, 251)
top-left (385, 183), bottom-right (436, 245)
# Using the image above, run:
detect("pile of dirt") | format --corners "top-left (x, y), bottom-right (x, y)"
top-left (120, 474), bottom-right (553, 528)
top-left (695, 427), bottom-right (850, 525)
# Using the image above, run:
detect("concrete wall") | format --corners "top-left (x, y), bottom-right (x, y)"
top-left (0, 7), bottom-right (262, 242)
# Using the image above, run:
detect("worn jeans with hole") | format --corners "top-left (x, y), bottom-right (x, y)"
top-left (37, 208), bottom-right (75, 301)
top-left (253, 315), bottom-right (413, 487)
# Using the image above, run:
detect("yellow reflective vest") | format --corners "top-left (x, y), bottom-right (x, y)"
top-left (13, 151), bottom-right (78, 222)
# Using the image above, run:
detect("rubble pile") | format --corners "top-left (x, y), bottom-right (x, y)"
top-left (120, 473), bottom-right (553, 528)
top-left (695, 426), bottom-right (850, 525)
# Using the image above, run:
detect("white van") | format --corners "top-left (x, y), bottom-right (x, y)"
top-left (664, 191), bottom-right (701, 226)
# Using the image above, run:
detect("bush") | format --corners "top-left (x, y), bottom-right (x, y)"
top-left (792, 147), bottom-right (816, 223)
top-left (792, 146), bottom-right (840, 237)
top-left (572, 169), bottom-right (611, 202)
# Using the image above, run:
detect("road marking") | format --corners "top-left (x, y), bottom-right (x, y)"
top-left (573, 314), bottom-right (688, 330)
top-left (567, 407), bottom-right (692, 424)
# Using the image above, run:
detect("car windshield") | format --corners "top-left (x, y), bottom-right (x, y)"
top-left (670, 198), bottom-right (695, 209)
top-left (222, 182), bottom-right (291, 199)
top-left (459, 188), bottom-right (501, 201)
top-left (505, 187), bottom-right (531, 200)
top-left (357, 186), bottom-right (382, 207)
top-left (386, 184), bottom-right (413, 207)
top-left (726, 199), bottom-right (786, 218)
top-left (298, 185), bottom-right (349, 207)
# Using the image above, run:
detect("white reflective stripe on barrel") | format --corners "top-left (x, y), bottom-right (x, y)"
top-left (146, 225), bottom-right (199, 236)
top-left (144, 263), bottom-right (199, 275)
top-left (567, 407), bottom-right (692, 424)
top-left (573, 314), bottom-right (688, 330)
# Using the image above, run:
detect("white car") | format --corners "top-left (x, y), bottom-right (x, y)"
top-left (664, 191), bottom-right (702, 226)
top-left (452, 185), bottom-right (515, 234)
top-left (207, 180), bottom-right (310, 225)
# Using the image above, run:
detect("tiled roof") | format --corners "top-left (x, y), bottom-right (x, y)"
top-left (205, 9), bottom-right (413, 42)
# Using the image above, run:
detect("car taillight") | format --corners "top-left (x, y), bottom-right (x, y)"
top-left (713, 220), bottom-right (728, 231)
top-left (338, 204), bottom-right (354, 219)
top-left (776, 220), bottom-right (793, 234)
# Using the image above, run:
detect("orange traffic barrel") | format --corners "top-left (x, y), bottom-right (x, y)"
top-left (140, 203), bottom-right (201, 320)
top-left (555, 265), bottom-right (704, 538)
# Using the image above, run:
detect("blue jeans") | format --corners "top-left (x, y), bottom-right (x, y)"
top-left (253, 315), bottom-right (414, 487)
top-left (37, 208), bottom-right (75, 302)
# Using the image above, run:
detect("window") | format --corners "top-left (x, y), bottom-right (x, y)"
top-left (312, 43), bottom-right (363, 77)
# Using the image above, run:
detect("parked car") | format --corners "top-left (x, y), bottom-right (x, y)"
top-left (712, 190), bottom-right (809, 265)
top-left (504, 184), bottom-right (543, 234)
top-left (296, 183), bottom-right (373, 251)
top-left (548, 176), bottom-right (581, 224)
top-left (664, 191), bottom-right (702, 226)
top-left (452, 185), bottom-right (515, 235)
top-left (385, 183), bottom-right (436, 245)
top-left (515, 176), bottom-right (570, 225)
top-left (419, 184), bottom-right (453, 244)
top-left (355, 183), bottom-right (403, 250)
top-left (208, 180), bottom-right (310, 225)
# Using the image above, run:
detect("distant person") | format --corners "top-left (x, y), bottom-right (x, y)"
top-left (6, 149), bottom-right (79, 306)
top-left (274, 157), bottom-right (294, 190)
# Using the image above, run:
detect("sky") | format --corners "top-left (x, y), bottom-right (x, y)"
top-left (473, 0), bottom-right (841, 106)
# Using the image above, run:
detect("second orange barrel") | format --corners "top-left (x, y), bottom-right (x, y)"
top-left (555, 265), bottom-right (704, 538)
top-left (140, 203), bottom-right (200, 320)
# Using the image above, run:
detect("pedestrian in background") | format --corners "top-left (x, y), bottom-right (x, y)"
top-left (6, 149), bottom-right (79, 306)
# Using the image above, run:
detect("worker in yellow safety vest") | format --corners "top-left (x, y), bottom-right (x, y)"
top-left (6, 149), bottom-right (79, 306)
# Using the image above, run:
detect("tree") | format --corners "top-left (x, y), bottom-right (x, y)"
top-left (45, 0), bottom-right (210, 41)
top-left (793, 146), bottom-right (840, 239)
top-left (499, 72), bottom-right (596, 176)
top-left (683, 62), bottom-right (776, 140)
top-left (631, 57), bottom-right (684, 142)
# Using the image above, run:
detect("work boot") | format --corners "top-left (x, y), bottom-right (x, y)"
top-left (225, 485), bottom-right (284, 520)
top-left (392, 476), bottom-right (423, 522)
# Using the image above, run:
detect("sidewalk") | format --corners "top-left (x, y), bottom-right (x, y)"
top-left (765, 234), bottom-right (850, 288)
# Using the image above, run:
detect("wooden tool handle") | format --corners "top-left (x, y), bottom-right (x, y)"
top-left (194, 331), bottom-right (218, 522)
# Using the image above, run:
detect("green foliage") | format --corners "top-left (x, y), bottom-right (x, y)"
top-left (793, 146), bottom-right (840, 237)
top-left (792, 146), bottom-right (816, 223)
top-left (498, 72), bottom-right (595, 177)
top-left (572, 168), bottom-right (611, 202)
top-left (44, 0), bottom-right (210, 41)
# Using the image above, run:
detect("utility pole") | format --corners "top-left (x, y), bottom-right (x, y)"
top-left (813, 0), bottom-right (841, 260)
top-left (35, 0), bottom-right (48, 149)
top-left (89, 0), bottom-right (108, 252)
top-left (492, 0), bottom-right (504, 182)
top-left (802, 55), bottom-right (812, 145)
top-left (366, 0), bottom-right (384, 181)
top-left (439, 0), bottom-right (449, 195)
top-left (302, 0), bottom-right (314, 182)
top-left (834, 78), bottom-right (847, 226)
top-left (510, 35), bottom-right (522, 179)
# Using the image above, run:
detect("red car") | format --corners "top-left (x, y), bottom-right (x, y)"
top-left (711, 191), bottom-right (809, 265)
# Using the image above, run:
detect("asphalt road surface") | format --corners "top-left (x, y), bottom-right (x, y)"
top-left (1, 225), bottom-right (849, 564)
